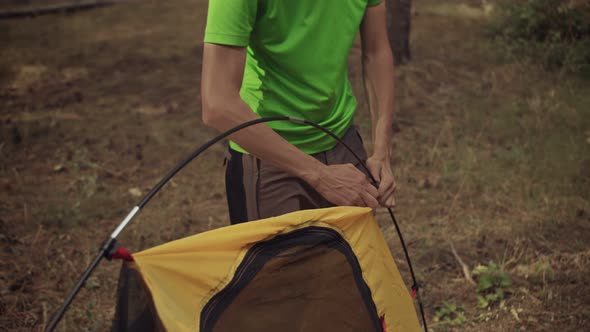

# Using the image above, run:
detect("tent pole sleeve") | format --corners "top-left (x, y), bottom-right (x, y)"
top-left (45, 237), bottom-right (116, 332)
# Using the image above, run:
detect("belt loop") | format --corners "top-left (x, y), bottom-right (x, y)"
top-left (223, 145), bottom-right (232, 166)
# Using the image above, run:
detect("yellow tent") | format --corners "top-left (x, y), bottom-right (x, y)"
top-left (112, 207), bottom-right (421, 332)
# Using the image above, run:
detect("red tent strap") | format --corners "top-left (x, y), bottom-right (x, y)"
top-left (411, 286), bottom-right (417, 299)
top-left (111, 246), bottom-right (134, 262)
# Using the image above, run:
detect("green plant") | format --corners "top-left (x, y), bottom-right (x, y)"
top-left (534, 261), bottom-right (556, 283)
top-left (84, 297), bottom-right (97, 322)
top-left (434, 302), bottom-right (467, 326)
top-left (83, 296), bottom-right (103, 332)
top-left (472, 262), bottom-right (513, 309)
top-left (82, 276), bottom-right (104, 332)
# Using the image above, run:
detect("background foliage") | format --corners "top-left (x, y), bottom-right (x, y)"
top-left (489, 0), bottom-right (590, 74)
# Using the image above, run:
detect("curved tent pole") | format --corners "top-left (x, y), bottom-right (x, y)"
top-left (45, 116), bottom-right (428, 332)
top-left (45, 116), bottom-right (289, 332)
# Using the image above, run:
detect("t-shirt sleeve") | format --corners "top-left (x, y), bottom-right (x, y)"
top-left (204, 0), bottom-right (258, 47)
top-left (367, 0), bottom-right (384, 7)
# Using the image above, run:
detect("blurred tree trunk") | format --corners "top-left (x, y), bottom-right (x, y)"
top-left (386, 0), bottom-right (412, 64)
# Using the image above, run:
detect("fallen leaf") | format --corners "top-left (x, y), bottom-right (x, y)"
top-left (128, 188), bottom-right (142, 197)
top-left (511, 308), bottom-right (521, 321)
top-left (9, 65), bottom-right (47, 91)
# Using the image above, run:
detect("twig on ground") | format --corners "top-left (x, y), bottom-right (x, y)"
top-left (0, 0), bottom-right (126, 19)
top-left (23, 201), bottom-right (28, 225)
top-left (41, 301), bottom-right (48, 332)
top-left (31, 224), bottom-right (43, 247)
top-left (450, 242), bottom-right (477, 286)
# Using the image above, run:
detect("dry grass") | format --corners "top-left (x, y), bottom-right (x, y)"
top-left (1, 0), bottom-right (589, 331)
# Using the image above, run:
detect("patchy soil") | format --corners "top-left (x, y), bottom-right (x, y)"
top-left (1, 0), bottom-right (589, 331)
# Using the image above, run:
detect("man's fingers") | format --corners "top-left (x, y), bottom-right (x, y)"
top-left (361, 191), bottom-right (379, 208)
top-left (376, 175), bottom-right (396, 207)
top-left (378, 175), bottom-right (394, 197)
top-left (381, 180), bottom-right (397, 204)
top-left (364, 161), bottom-right (395, 208)
top-left (376, 171), bottom-right (396, 205)
top-left (366, 183), bottom-right (379, 199)
top-left (353, 194), bottom-right (369, 208)
top-left (366, 162), bottom-right (382, 183)
top-left (315, 163), bottom-right (388, 208)
top-left (385, 194), bottom-right (396, 208)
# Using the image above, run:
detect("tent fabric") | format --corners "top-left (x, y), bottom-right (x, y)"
top-left (112, 207), bottom-right (421, 332)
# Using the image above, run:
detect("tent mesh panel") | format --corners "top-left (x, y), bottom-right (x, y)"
top-left (111, 263), bottom-right (165, 332)
top-left (201, 227), bottom-right (383, 332)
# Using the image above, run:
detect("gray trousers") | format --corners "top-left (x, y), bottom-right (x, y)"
top-left (225, 126), bottom-right (369, 224)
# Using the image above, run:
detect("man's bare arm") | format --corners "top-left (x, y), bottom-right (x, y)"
top-left (360, 2), bottom-right (397, 207)
top-left (201, 43), bottom-right (379, 207)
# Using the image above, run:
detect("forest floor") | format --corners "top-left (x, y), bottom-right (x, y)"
top-left (1, 0), bottom-right (589, 331)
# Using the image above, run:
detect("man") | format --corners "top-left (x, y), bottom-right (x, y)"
top-left (201, 0), bottom-right (397, 224)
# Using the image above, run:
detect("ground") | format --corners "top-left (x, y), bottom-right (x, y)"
top-left (0, 0), bottom-right (589, 331)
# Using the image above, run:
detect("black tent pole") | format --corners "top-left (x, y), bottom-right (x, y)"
top-left (44, 219), bottom-right (135, 332)
top-left (45, 252), bottom-right (104, 331)
top-left (45, 116), bottom-right (428, 332)
top-left (44, 117), bottom-right (290, 332)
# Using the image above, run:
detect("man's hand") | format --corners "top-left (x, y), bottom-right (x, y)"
top-left (305, 164), bottom-right (379, 208)
top-left (366, 156), bottom-right (396, 207)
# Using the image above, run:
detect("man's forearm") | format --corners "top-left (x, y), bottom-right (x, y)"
top-left (200, 43), bottom-right (326, 187)
top-left (204, 97), bottom-right (379, 208)
top-left (202, 96), bottom-right (325, 187)
top-left (362, 48), bottom-right (395, 160)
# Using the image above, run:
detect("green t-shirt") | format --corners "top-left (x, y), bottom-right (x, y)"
top-left (204, 0), bottom-right (383, 154)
